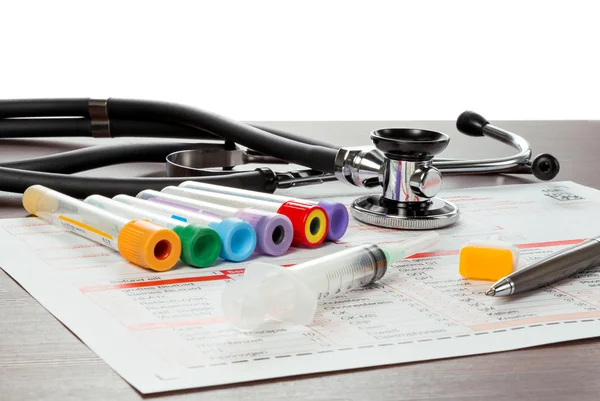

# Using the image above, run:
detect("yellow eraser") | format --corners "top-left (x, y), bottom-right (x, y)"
top-left (459, 237), bottom-right (519, 281)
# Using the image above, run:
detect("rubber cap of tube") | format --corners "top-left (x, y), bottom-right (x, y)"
top-left (316, 200), bottom-right (349, 241)
top-left (171, 224), bottom-right (221, 268)
top-left (233, 209), bottom-right (293, 256)
top-left (22, 185), bottom-right (58, 214)
top-left (208, 218), bottom-right (257, 262)
top-left (277, 201), bottom-right (328, 247)
top-left (118, 220), bottom-right (182, 272)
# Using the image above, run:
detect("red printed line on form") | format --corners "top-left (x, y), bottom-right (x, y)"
top-left (408, 250), bottom-right (459, 258)
top-left (516, 239), bottom-right (585, 249)
top-left (45, 253), bottom-right (113, 261)
top-left (470, 311), bottom-right (600, 331)
top-left (80, 274), bottom-right (230, 292)
top-left (408, 238), bottom-right (586, 259)
top-left (37, 243), bottom-right (104, 252)
top-left (220, 269), bottom-right (245, 275)
top-left (4, 222), bottom-right (50, 228)
top-left (11, 230), bottom-right (68, 236)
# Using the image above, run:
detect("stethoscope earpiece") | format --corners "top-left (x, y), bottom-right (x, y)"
top-left (456, 110), bottom-right (488, 137)
top-left (530, 153), bottom-right (560, 181)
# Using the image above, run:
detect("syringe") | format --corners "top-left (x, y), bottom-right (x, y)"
top-left (221, 232), bottom-right (440, 331)
top-left (22, 185), bottom-right (181, 271)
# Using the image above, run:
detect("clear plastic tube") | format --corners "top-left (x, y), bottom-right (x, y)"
top-left (178, 180), bottom-right (349, 241)
top-left (221, 232), bottom-right (440, 331)
top-left (132, 190), bottom-right (293, 256)
top-left (160, 186), bottom-right (328, 247)
top-left (107, 194), bottom-right (256, 262)
top-left (84, 195), bottom-right (224, 267)
top-left (22, 185), bottom-right (181, 271)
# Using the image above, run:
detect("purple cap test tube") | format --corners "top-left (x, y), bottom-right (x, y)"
top-left (313, 200), bottom-right (349, 241)
top-left (177, 181), bottom-right (349, 241)
top-left (232, 208), bottom-right (293, 256)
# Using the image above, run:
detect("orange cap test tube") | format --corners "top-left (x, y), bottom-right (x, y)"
top-left (22, 185), bottom-right (181, 272)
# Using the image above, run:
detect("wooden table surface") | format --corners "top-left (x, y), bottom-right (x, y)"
top-left (1, 119), bottom-right (599, 401)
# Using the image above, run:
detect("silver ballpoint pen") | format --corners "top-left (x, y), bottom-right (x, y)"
top-left (486, 236), bottom-right (600, 297)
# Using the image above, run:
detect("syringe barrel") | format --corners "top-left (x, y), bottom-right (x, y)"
top-left (23, 185), bottom-right (128, 250)
top-left (289, 244), bottom-right (387, 300)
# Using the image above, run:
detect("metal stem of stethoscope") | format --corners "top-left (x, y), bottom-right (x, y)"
top-left (336, 128), bottom-right (461, 229)
top-left (433, 124), bottom-right (532, 172)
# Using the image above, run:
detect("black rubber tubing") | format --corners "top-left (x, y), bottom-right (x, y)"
top-left (0, 118), bottom-right (215, 139)
top-left (0, 98), bottom-right (340, 153)
top-left (248, 124), bottom-right (338, 149)
top-left (0, 118), bottom-right (90, 137)
top-left (0, 98), bottom-right (339, 195)
top-left (0, 98), bottom-right (90, 118)
top-left (0, 118), bottom-right (337, 148)
top-left (0, 120), bottom-right (325, 173)
top-left (0, 167), bottom-right (273, 198)
top-left (0, 142), bottom-right (204, 173)
top-left (106, 99), bottom-right (338, 173)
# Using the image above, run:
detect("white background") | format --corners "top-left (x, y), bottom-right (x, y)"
top-left (0, 0), bottom-right (598, 120)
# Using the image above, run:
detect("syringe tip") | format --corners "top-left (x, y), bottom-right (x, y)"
top-left (380, 232), bottom-right (441, 264)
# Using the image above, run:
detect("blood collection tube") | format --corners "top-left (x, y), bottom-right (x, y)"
top-left (160, 186), bottom-right (328, 247)
top-left (21, 185), bottom-right (181, 272)
top-left (84, 195), bottom-right (225, 266)
top-left (100, 194), bottom-right (257, 262)
top-left (178, 180), bottom-right (349, 241)
top-left (119, 192), bottom-right (292, 256)
top-left (221, 232), bottom-right (440, 331)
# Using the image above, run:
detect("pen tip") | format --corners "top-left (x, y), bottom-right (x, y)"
top-left (485, 288), bottom-right (495, 297)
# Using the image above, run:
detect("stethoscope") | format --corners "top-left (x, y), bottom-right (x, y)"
top-left (0, 98), bottom-right (560, 230)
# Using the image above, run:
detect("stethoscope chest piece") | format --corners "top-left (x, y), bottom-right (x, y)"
top-left (350, 128), bottom-right (460, 230)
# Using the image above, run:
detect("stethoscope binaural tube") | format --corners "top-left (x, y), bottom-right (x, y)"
top-left (434, 110), bottom-right (560, 180)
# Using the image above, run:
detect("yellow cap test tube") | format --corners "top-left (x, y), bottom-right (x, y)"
top-left (22, 185), bottom-right (181, 271)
